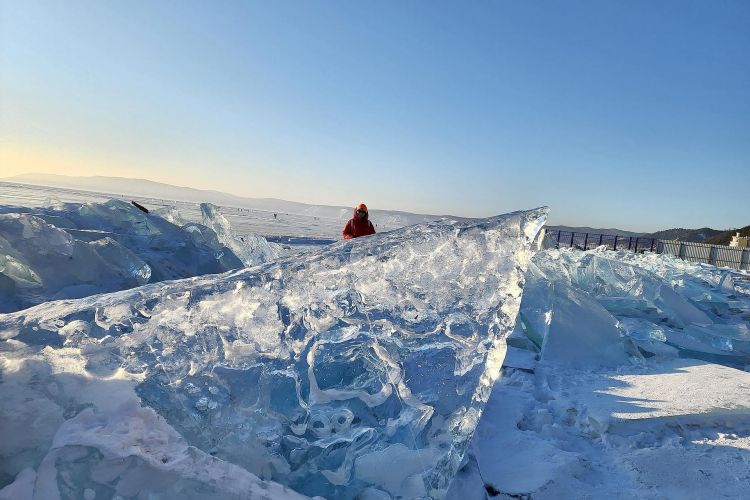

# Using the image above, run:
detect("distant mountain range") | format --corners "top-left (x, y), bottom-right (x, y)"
top-left (640, 227), bottom-right (724, 242)
top-left (4, 173), bottom-right (348, 214)
top-left (546, 225), bottom-right (643, 238)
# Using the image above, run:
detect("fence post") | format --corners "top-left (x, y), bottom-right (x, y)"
top-left (583, 233), bottom-right (588, 250)
top-left (708, 245), bottom-right (716, 266)
top-left (634, 237), bottom-right (640, 252)
top-left (650, 239), bottom-right (655, 252)
top-left (679, 242), bottom-right (686, 260)
top-left (557, 231), bottom-right (561, 244)
top-left (613, 235), bottom-right (618, 250)
top-left (570, 232), bottom-right (575, 247)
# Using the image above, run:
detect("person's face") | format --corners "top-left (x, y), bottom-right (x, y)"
top-left (356, 209), bottom-right (367, 219)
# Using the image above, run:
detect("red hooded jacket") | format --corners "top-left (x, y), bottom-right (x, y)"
top-left (342, 207), bottom-right (376, 239)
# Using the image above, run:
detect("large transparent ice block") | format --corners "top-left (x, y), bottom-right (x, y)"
top-left (0, 208), bottom-right (547, 499)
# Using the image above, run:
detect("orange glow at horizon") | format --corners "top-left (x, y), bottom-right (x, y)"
top-left (0, 143), bottom-right (124, 178)
top-left (0, 142), bottom-right (275, 201)
top-left (0, 142), bottom-right (198, 189)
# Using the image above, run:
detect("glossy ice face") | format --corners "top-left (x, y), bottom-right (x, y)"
top-left (0, 208), bottom-right (547, 499)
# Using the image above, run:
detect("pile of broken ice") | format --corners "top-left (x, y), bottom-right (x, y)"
top-left (512, 246), bottom-right (750, 369)
top-left (3, 197), bottom-right (749, 499)
top-left (0, 207), bottom-right (547, 499)
top-left (448, 245), bottom-right (750, 499)
top-left (0, 200), bottom-right (280, 313)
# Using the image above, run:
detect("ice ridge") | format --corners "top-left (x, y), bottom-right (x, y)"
top-left (0, 207), bottom-right (547, 499)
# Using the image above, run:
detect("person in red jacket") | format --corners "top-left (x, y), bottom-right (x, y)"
top-left (342, 203), bottom-right (376, 239)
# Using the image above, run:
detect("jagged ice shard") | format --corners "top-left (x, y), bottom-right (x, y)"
top-left (200, 202), bottom-right (282, 267)
top-left (0, 208), bottom-right (547, 499)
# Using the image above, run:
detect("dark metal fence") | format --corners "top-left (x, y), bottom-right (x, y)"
top-left (545, 229), bottom-right (657, 253)
top-left (545, 229), bottom-right (750, 270)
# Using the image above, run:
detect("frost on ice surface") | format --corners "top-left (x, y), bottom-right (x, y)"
top-left (0, 199), bottom-right (280, 312)
top-left (0, 208), bottom-right (547, 499)
top-left (0, 344), bottom-right (307, 500)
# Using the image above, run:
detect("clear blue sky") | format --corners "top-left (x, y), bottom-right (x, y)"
top-left (1, 1), bottom-right (748, 231)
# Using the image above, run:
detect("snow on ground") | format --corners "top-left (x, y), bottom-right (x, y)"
top-left (449, 361), bottom-right (750, 500)
top-left (448, 248), bottom-right (750, 500)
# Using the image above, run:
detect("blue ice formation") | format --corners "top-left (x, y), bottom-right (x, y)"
top-left (513, 247), bottom-right (750, 369)
top-left (0, 208), bottom-right (547, 499)
top-left (0, 199), bottom-right (279, 312)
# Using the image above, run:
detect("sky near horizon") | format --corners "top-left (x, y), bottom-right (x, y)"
top-left (1, 1), bottom-right (748, 231)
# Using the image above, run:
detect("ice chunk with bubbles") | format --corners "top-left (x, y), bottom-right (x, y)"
top-left (0, 343), bottom-right (307, 500)
top-left (0, 207), bottom-right (547, 499)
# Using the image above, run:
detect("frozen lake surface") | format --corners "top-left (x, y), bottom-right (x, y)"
top-left (1, 182), bottom-right (750, 499)
top-left (0, 181), bottom-right (439, 244)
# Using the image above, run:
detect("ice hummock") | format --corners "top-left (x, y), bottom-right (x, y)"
top-left (0, 207), bottom-right (547, 499)
top-left (0, 213), bottom-right (151, 313)
top-left (0, 199), bottom-right (281, 312)
top-left (514, 247), bottom-right (750, 368)
top-left (450, 248), bottom-right (750, 499)
top-left (0, 343), bottom-right (308, 500)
